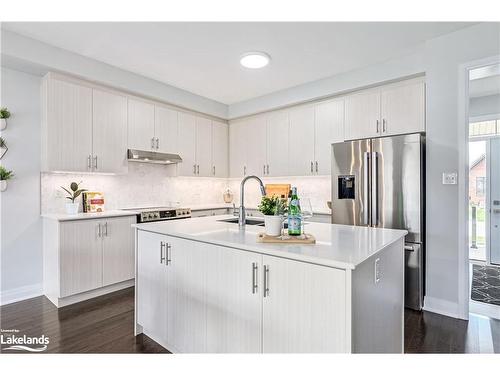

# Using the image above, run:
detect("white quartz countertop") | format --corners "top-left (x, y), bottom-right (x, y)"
top-left (42, 210), bottom-right (138, 221)
top-left (133, 215), bottom-right (407, 270)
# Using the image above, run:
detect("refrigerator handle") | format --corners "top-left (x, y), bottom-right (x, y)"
top-left (363, 152), bottom-right (370, 225)
top-left (371, 151), bottom-right (379, 226)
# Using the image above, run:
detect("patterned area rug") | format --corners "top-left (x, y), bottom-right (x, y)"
top-left (471, 264), bottom-right (500, 306)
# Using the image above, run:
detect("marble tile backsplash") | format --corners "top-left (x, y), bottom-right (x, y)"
top-left (41, 162), bottom-right (332, 214)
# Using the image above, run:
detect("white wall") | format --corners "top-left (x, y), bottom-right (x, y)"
top-left (1, 30), bottom-right (228, 119)
top-left (0, 68), bottom-right (43, 304)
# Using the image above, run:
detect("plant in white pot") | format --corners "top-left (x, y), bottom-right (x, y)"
top-left (0, 107), bottom-right (11, 131)
top-left (0, 165), bottom-right (14, 192)
top-left (258, 196), bottom-right (288, 237)
top-left (61, 181), bottom-right (86, 215)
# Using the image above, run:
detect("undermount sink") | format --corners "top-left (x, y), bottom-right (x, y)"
top-left (217, 218), bottom-right (265, 226)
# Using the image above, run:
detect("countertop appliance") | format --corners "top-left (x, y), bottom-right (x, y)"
top-left (331, 133), bottom-right (425, 310)
top-left (122, 206), bottom-right (191, 223)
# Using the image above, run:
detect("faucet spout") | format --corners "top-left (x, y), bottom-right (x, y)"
top-left (239, 175), bottom-right (266, 227)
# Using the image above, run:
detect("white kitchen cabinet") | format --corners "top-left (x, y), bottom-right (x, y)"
top-left (345, 89), bottom-right (381, 141)
top-left (177, 112), bottom-right (197, 176)
top-left (41, 75), bottom-right (93, 172)
top-left (314, 99), bottom-right (345, 175)
top-left (229, 120), bottom-right (248, 177)
top-left (288, 104), bottom-right (316, 176)
top-left (196, 116), bottom-right (213, 177)
top-left (137, 230), bottom-right (168, 346)
top-left (154, 105), bottom-right (179, 153)
top-left (206, 246), bottom-right (262, 353)
top-left (211, 120), bottom-right (229, 177)
top-left (166, 236), bottom-right (207, 353)
top-left (43, 215), bottom-right (136, 307)
top-left (246, 116), bottom-right (268, 176)
top-left (59, 219), bottom-right (103, 298)
top-left (262, 255), bottom-right (348, 353)
top-left (92, 89), bottom-right (128, 174)
top-left (266, 110), bottom-right (289, 177)
top-left (380, 81), bottom-right (425, 136)
top-left (102, 216), bottom-right (136, 286)
top-left (128, 98), bottom-right (156, 151)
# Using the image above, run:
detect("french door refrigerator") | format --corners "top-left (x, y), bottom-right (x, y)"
top-left (331, 133), bottom-right (425, 310)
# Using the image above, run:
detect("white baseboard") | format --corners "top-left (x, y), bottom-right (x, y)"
top-left (423, 296), bottom-right (463, 319)
top-left (0, 283), bottom-right (43, 306)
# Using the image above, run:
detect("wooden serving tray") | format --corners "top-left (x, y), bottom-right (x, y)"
top-left (257, 233), bottom-right (316, 244)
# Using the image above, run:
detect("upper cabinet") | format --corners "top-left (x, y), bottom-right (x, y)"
top-left (345, 78), bottom-right (425, 140)
top-left (288, 105), bottom-right (316, 176)
top-left (266, 110), bottom-right (289, 177)
top-left (177, 112), bottom-right (197, 176)
top-left (128, 98), bottom-right (155, 151)
top-left (42, 74), bottom-right (127, 174)
top-left (212, 120), bottom-right (229, 178)
top-left (229, 119), bottom-right (248, 178)
top-left (155, 105), bottom-right (178, 153)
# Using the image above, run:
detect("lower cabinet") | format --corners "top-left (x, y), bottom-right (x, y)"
top-left (136, 230), bottom-right (349, 353)
top-left (43, 215), bottom-right (136, 307)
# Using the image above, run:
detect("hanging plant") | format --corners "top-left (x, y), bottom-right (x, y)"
top-left (0, 137), bottom-right (8, 159)
top-left (0, 165), bottom-right (14, 192)
top-left (0, 107), bottom-right (11, 131)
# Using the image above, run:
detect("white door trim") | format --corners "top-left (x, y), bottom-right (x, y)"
top-left (458, 55), bottom-right (500, 320)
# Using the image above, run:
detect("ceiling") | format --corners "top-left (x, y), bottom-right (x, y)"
top-left (3, 22), bottom-right (475, 104)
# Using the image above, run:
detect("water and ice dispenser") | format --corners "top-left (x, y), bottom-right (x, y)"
top-left (338, 175), bottom-right (355, 199)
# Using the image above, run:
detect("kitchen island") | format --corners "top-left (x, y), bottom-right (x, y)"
top-left (133, 215), bottom-right (407, 353)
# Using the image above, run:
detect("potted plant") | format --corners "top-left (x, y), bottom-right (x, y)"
top-left (61, 181), bottom-right (86, 215)
top-left (0, 165), bottom-right (14, 192)
top-left (0, 107), bottom-right (11, 131)
top-left (258, 196), bottom-right (287, 237)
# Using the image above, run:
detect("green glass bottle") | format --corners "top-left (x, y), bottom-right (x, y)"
top-left (288, 187), bottom-right (302, 236)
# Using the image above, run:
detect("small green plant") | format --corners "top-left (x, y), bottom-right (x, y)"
top-left (0, 165), bottom-right (14, 180)
top-left (258, 196), bottom-right (287, 216)
top-left (61, 181), bottom-right (86, 203)
top-left (0, 108), bottom-right (11, 119)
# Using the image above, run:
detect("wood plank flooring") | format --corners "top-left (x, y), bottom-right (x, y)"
top-left (1, 287), bottom-right (500, 353)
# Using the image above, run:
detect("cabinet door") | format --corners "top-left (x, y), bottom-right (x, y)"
top-left (262, 256), bottom-right (348, 353)
top-left (136, 230), bottom-right (167, 346)
top-left (345, 90), bottom-right (381, 140)
top-left (206, 246), bottom-right (262, 353)
top-left (59, 220), bottom-right (102, 297)
top-left (166, 237), bottom-right (207, 353)
top-left (128, 98), bottom-right (155, 151)
top-left (102, 216), bottom-right (135, 286)
top-left (212, 120), bottom-right (229, 177)
top-left (195, 116), bottom-right (213, 177)
top-left (44, 77), bottom-right (93, 172)
top-left (288, 105), bottom-right (316, 176)
top-left (246, 115), bottom-right (267, 176)
top-left (266, 110), bottom-right (289, 177)
top-left (177, 112), bottom-right (197, 176)
top-left (155, 105), bottom-right (178, 153)
top-left (229, 120), bottom-right (248, 177)
top-left (381, 81), bottom-right (425, 136)
top-left (314, 99), bottom-right (345, 175)
top-left (92, 89), bottom-right (128, 173)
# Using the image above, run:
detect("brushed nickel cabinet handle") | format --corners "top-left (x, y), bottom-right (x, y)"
top-left (166, 243), bottom-right (172, 265)
top-left (156, 137), bottom-right (159, 149)
top-left (104, 222), bottom-right (108, 236)
top-left (244, 165), bottom-right (247, 175)
top-left (263, 165), bottom-right (266, 175)
top-left (310, 161), bottom-right (313, 173)
top-left (193, 164), bottom-right (197, 174)
top-left (160, 242), bottom-right (165, 264)
top-left (93, 155), bottom-right (98, 170)
top-left (87, 155), bottom-right (92, 170)
top-left (266, 165), bottom-right (269, 175)
top-left (376, 119), bottom-right (380, 133)
top-left (252, 262), bottom-right (258, 294)
top-left (151, 137), bottom-right (155, 149)
top-left (213, 165), bottom-right (216, 175)
top-left (197, 164), bottom-right (200, 174)
top-left (382, 119), bottom-right (387, 133)
top-left (97, 223), bottom-right (101, 238)
top-left (315, 161), bottom-right (318, 173)
top-left (263, 265), bottom-right (270, 297)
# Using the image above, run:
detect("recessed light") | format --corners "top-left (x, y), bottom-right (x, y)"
top-left (240, 52), bottom-right (270, 69)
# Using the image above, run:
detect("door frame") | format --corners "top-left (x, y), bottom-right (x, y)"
top-left (458, 55), bottom-right (500, 320)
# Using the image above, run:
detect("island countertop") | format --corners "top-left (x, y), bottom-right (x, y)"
top-left (133, 215), bottom-right (407, 270)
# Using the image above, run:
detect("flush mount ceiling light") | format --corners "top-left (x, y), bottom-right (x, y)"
top-left (240, 52), bottom-right (271, 69)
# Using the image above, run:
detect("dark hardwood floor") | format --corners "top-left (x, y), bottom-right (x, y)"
top-left (2, 287), bottom-right (500, 353)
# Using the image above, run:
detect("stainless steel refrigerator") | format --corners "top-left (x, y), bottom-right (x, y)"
top-left (331, 133), bottom-right (425, 310)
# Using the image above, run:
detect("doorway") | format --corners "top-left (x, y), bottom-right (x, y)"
top-left (467, 62), bottom-right (500, 319)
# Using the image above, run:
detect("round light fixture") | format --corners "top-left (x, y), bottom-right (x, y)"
top-left (240, 52), bottom-right (271, 69)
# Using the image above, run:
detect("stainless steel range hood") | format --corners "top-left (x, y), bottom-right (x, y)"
top-left (127, 149), bottom-right (182, 165)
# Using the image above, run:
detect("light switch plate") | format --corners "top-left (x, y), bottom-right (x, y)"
top-left (442, 172), bottom-right (458, 185)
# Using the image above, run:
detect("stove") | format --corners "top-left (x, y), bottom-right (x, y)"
top-left (122, 206), bottom-right (191, 223)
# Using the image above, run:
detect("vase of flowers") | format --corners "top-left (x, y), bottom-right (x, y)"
top-left (258, 196), bottom-right (287, 237)
top-left (61, 181), bottom-right (86, 215)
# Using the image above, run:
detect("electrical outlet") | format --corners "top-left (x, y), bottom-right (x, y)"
top-left (374, 258), bottom-right (381, 284)
top-left (442, 172), bottom-right (457, 185)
